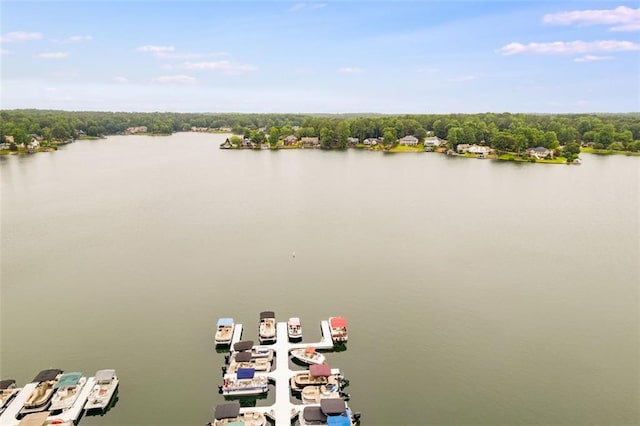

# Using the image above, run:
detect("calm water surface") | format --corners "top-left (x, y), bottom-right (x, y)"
top-left (1, 133), bottom-right (638, 425)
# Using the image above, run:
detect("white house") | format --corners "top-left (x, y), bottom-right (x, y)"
top-left (527, 146), bottom-right (552, 159)
top-left (424, 136), bottom-right (441, 148)
top-left (398, 135), bottom-right (419, 146)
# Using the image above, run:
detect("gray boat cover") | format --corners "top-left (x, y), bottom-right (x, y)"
top-left (259, 311), bottom-right (275, 319)
top-left (0, 379), bottom-right (15, 389)
top-left (321, 398), bottom-right (347, 415)
top-left (95, 369), bottom-right (116, 383)
top-left (234, 352), bottom-right (252, 363)
top-left (32, 369), bottom-right (62, 382)
top-left (233, 340), bottom-right (254, 351)
top-left (303, 406), bottom-right (327, 422)
top-left (214, 401), bottom-right (241, 420)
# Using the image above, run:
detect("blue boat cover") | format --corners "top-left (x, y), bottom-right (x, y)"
top-left (236, 368), bottom-right (255, 380)
top-left (54, 372), bottom-right (82, 389)
top-left (327, 415), bottom-right (351, 426)
top-left (217, 318), bottom-right (234, 327)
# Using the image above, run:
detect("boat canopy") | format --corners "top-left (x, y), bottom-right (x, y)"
top-left (234, 352), bottom-right (252, 363)
top-left (259, 311), bottom-right (275, 319)
top-left (94, 369), bottom-right (116, 384)
top-left (233, 340), bottom-right (254, 352)
top-left (288, 317), bottom-right (301, 326)
top-left (310, 364), bottom-right (331, 377)
top-left (327, 415), bottom-right (351, 426)
top-left (17, 411), bottom-right (49, 426)
top-left (303, 406), bottom-right (327, 423)
top-left (321, 398), bottom-right (347, 415)
top-left (217, 318), bottom-right (234, 327)
top-left (236, 368), bottom-right (255, 380)
top-left (54, 372), bottom-right (82, 389)
top-left (330, 317), bottom-right (347, 328)
top-left (32, 369), bottom-right (63, 382)
top-left (0, 379), bottom-right (16, 389)
top-left (214, 401), bottom-right (241, 420)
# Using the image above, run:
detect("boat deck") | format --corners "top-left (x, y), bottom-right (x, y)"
top-left (228, 320), bottom-right (336, 425)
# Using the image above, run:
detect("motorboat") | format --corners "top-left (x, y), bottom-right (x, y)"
top-left (17, 412), bottom-right (74, 426)
top-left (220, 368), bottom-right (268, 397)
top-left (215, 318), bottom-right (234, 346)
top-left (291, 347), bottom-right (326, 365)
top-left (329, 317), bottom-right (348, 343)
top-left (0, 379), bottom-right (20, 415)
top-left (18, 369), bottom-right (63, 418)
top-left (228, 340), bottom-right (274, 363)
top-left (84, 369), bottom-right (118, 411)
top-left (49, 372), bottom-right (87, 414)
top-left (290, 364), bottom-right (344, 392)
top-left (258, 311), bottom-right (276, 344)
top-left (226, 351), bottom-right (271, 374)
top-left (207, 401), bottom-right (267, 426)
top-left (301, 384), bottom-right (341, 404)
top-left (287, 317), bottom-right (302, 341)
top-left (299, 398), bottom-right (359, 425)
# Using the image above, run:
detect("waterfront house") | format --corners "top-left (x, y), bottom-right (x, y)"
top-left (283, 135), bottom-right (298, 146)
top-left (4, 135), bottom-right (14, 144)
top-left (456, 144), bottom-right (470, 153)
top-left (347, 137), bottom-right (359, 146)
top-left (28, 137), bottom-right (40, 150)
top-left (301, 137), bottom-right (320, 148)
top-left (467, 144), bottom-right (491, 155)
top-left (527, 146), bottom-right (552, 159)
top-left (125, 126), bottom-right (147, 134)
top-left (423, 136), bottom-right (441, 149)
top-left (398, 135), bottom-right (419, 146)
top-left (363, 138), bottom-right (379, 146)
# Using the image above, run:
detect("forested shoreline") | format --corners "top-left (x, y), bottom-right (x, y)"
top-left (1, 110), bottom-right (639, 161)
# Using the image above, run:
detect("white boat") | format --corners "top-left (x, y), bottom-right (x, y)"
top-left (18, 369), bottom-right (63, 419)
top-left (329, 317), bottom-right (348, 343)
top-left (49, 372), bottom-right (87, 413)
top-left (301, 384), bottom-right (341, 404)
top-left (220, 368), bottom-right (268, 397)
top-left (0, 379), bottom-right (20, 415)
top-left (291, 347), bottom-right (326, 365)
top-left (258, 311), bottom-right (276, 344)
top-left (207, 401), bottom-right (267, 426)
top-left (299, 398), bottom-right (358, 425)
top-left (84, 369), bottom-right (118, 411)
top-left (227, 351), bottom-right (271, 374)
top-left (230, 340), bottom-right (274, 362)
top-left (287, 317), bottom-right (302, 340)
top-left (215, 317), bottom-right (234, 346)
top-left (290, 365), bottom-right (344, 392)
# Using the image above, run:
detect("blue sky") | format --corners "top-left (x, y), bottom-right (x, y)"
top-left (1, 1), bottom-right (638, 113)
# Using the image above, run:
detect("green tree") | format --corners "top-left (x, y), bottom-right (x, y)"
top-left (382, 128), bottom-right (397, 147)
top-left (268, 127), bottom-right (279, 146)
top-left (320, 127), bottom-right (334, 149)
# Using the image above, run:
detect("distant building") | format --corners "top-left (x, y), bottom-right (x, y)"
top-left (527, 146), bottom-right (552, 159)
top-left (300, 137), bottom-right (320, 148)
top-left (126, 126), bottom-right (147, 134)
top-left (283, 135), bottom-right (298, 146)
top-left (363, 138), bottom-right (379, 146)
top-left (347, 137), bottom-right (360, 146)
top-left (423, 136), bottom-right (441, 148)
top-left (397, 135), bottom-right (419, 146)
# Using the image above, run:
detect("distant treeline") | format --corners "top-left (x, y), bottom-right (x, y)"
top-left (1, 109), bottom-right (639, 154)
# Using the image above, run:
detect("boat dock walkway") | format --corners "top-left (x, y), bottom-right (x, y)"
top-left (227, 320), bottom-right (336, 425)
top-left (0, 383), bottom-right (37, 426)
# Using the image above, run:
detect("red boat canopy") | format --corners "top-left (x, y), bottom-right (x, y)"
top-left (310, 364), bottom-right (331, 377)
top-left (330, 317), bottom-right (347, 328)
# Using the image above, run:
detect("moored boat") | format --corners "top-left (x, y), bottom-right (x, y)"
top-left (258, 311), bottom-right (276, 344)
top-left (84, 369), bottom-right (118, 411)
top-left (291, 347), bottom-right (326, 365)
top-left (290, 365), bottom-right (345, 393)
top-left (49, 372), bottom-right (87, 414)
top-left (228, 340), bottom-right (274, 363)
top-left (226, 351), bottom-right (272, 374)
top-left (299, 398), bottom-right (359, 425)
top-left (0, 379), bottom-right (20, 415)
top-left (207, 401), bottom-right (267, 426)
top-left (287, 317), bottom-right (302, 341)
top-left (215, 318), bottom-right (234, 346)
top-left (329, 317), bottom-right (348, 343)
top-left (301, 384), bottom-right (341, 404)
top-left (18, 369), bottom-right (63, 419)
top-left (220, 368), bottom-right (268, 397)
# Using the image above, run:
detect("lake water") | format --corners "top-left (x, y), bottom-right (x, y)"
top-left (1, 132), bottom-right (638, 425)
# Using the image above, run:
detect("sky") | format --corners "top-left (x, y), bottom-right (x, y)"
top-left (0, 1), bottom-right (638, 113)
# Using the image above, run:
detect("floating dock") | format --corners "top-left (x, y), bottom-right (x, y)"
top-left (224, 319), bottom-right (342, 425)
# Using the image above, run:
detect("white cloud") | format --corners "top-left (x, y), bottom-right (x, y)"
top-left (66, 35), bottom-right (93, 42)
top-left (0, 31), bottom-right (43, 43)
top-left (38, 52), bottom-right (69, 59)
top-left (155, 51), bottom-right (229, 60)
top-left (151, 75), bottom-right (197, 84)
top-left (137, 45), bottom-right (175, 57)
top-left (446, 75), bottom-right (476, 82)
top-left (181, 60), bottom-right (257, 74)
top-left (497, 40), bottom-right (640, 55)
top-left (543, 6), bottom-right (640, 32)
top-left (338, 67), bottom-right (363, 74)
top-left (113, 76), bottom-right (129, 83)
top-left (290, 3), bottom-right (326, 12)
top-left (0, 48), bottom-right (11, 55)
top-left (574, 55), bottom-right (614, 62)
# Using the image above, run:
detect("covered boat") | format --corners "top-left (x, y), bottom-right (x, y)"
top-left (301, 384), bottom-right (341, 404)
top-left (291, 365), bottom-right (344, 392)
top-left (220, 368), bottom-right (268, 396)
top-left (258, 311), bottom-right (276, 344)
top-left (18, 369), bottom-right (63, 418)
top-left (215, 317), bottom-right (234, 346)
top-left (84, 369), bottom-right (118, 411)
top-left (0, 379), bottom-right (19, 415)
top-left (207, 401), bottom-right (267, 426)
top-left (287, 317), bottom-right (302, 341)
top-left (329, 317), bottom-right (348, 343)
top-left (299, 398), bottom-right (355, 425)
top-left (49, 372), bottom-right (87, 413)
top-left (229, 340), bottom-right (273, 362)
top-left (291, 347), bottom-right (326, 365)
top-left (227, 351), bottom-right (271, 374)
